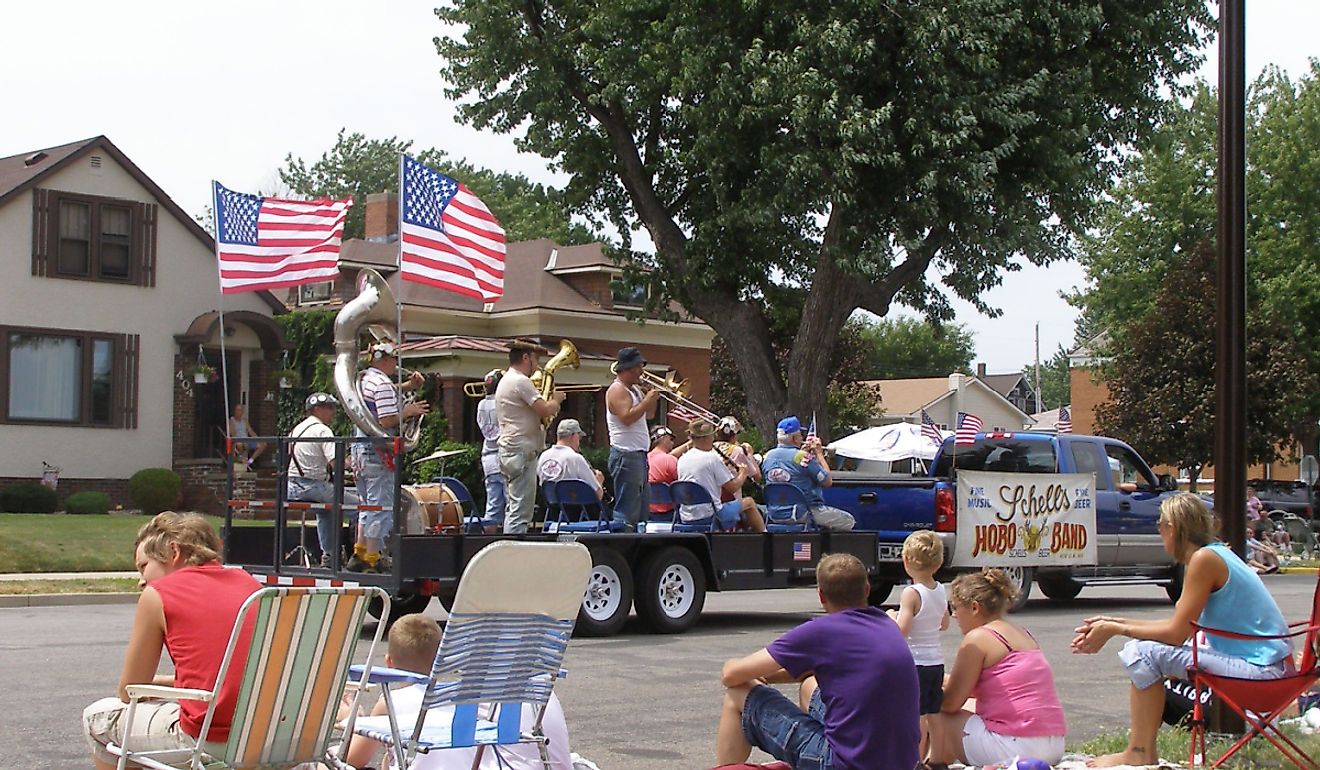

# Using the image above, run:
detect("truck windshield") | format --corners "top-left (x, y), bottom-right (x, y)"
top-left (932, 439), bottom-right (1058, 477)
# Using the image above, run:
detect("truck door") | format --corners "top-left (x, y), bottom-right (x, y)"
top-left (1102, 443), bottom-right (1167, 565)
top-left (1068, 440), bottom-right (1120, 568)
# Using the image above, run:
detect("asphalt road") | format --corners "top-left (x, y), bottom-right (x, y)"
top-left (2, 575), bottom-right (1313, 769)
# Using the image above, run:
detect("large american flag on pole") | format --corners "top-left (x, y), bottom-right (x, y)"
top-left (213, 182), bottom-right (350, 294)
top-left (399, 154), bottom-right (506, 302)
top-left (955, 411), bottom-right (984, 446)
top-left (920, 409), bottom-right (944, 445)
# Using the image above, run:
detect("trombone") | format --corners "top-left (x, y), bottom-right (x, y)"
top-left (462, 380), bottom-right (605, 397)
top-left (611, 362), bottom-right (720, 424)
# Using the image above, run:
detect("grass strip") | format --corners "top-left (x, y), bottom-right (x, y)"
top-left (0, 513), bottom-right (264, 573)
top-left (0, 577), bottom-right (140, 595)
top-left (1074, 724), bottom-right (1320, 768)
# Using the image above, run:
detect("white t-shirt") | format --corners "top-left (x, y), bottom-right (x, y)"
top-left (676, 447), bottom-right (733, 522)
top-left (495, 368), bottom-right (545, 450)
top-left (477, 396), bottom-right (500, 475)
top-left (907, 581), bottom-right (948, 666)
top-left (536, 444), bottom-right (601, 493)
top-left (605, 381), bottom-right (649, 452)
top-left (383, 686), bottom-right (573, 770)
top-left (288, 415), bottom-right (336, 481)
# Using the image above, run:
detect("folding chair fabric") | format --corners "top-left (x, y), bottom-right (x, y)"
top-left (555, 479), bottom-right (618, 532)
top-left (669, 481), bottom-right (724, 532)
top-left (762, 483), bottom-right (815, 532)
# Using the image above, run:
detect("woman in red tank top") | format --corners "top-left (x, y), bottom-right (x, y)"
top-left (83, 512), bottom-right (260, 770)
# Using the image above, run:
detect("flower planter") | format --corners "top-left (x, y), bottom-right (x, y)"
top-left (194, 373), bottom-right (209, 384)
top-left (279, 377), bottom-right (293, 389)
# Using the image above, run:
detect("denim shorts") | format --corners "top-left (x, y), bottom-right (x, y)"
top-left (916, 664), bottom-right (945, 715)
top-left (741, 685), bottom-right (833, 770)
top-left (1119, 638), bottom-right (1293, 690)
top-left (355, 460), bottom-right (396, 540)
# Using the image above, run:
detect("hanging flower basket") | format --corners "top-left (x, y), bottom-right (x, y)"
top-left (189, 364), bottom-right (217, 384)
top-left (272, 368), bottom-right (301, 389)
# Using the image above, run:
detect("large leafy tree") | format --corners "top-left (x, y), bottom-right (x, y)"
top-left (279, 129), bottom-right (595, 245)
top-left (1022, 346), bottom-right (1071, 412)
top-left (1096, 245), bottom-right (1317, 490)
top-left (433, 0), bottom-right (1210, 440)
top-left (858, 318), bottom-right (975, 381)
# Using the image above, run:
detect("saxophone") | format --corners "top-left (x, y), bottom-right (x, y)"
top-left (530, 339), bottom-right (580, 427)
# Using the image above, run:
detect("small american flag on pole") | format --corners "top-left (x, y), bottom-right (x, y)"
top-left (1056, 405), bottom-right (1073, 433)
top-left (213, 182), bottom-right (350, 294)
top-left (399, 154), bottom-right (506, 302)
top-left (955, 411), bottom-right (984, 446)
top-left (665, 403), bottom-right (704, 424)
top-left (920, 409), bottom-right (944, 445)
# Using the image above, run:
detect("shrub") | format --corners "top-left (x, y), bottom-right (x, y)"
top-left (128, 468), bottom-right (182, 516)
top-left (1, 483), bottom-right (58, 513)
top-left (65, 490), bottom-right (111, 515)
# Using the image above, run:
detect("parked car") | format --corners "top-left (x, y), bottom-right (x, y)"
top-left (1249, 478), bottom-right (1316, 519)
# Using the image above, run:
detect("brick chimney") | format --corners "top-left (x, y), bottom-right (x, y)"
top-left (976, 362), bottom-right (987, 378)
top-left (364, 192), bottom-right (398, 242)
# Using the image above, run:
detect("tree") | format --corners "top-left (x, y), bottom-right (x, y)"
top-left (858, 318), bottom-right (974, 381)
top-left (434, 0), bottom-right (1211, 440)
top-left (1095, 245), bottom-right (1317, 490)
top-left (1022, 346), bottom-right (1071, 412)
top-left (279, 129), bottom-right (596, 245)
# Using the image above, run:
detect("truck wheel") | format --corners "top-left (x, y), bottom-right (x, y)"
top-left (1165, 564), bottom-right (1185, 602)
top-left (635, 546), bottom-right (707, 634)
top-left (576, 548), bottom-right (633, 637)
top-left (867, 581), bottom-right (896, 607)
top-left (367, 592), bottom-right (432, 625)
top-left (1036, 575), bottom-right (1084, 601)
top-left (1004, 567), bottom-right (1033, 612)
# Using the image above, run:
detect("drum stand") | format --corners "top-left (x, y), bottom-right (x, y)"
top-left (284, 504), bottom-right (315, 568)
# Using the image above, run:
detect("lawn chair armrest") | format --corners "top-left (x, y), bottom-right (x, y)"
top-left (1190, 621), bottom-right (1319, 642)
top-left (125, 684), bottom-right (214, 702)
top-left (348, 663), bottom-right (429, 686)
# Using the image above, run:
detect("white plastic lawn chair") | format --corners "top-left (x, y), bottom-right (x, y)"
top-left (351, 540), bottom-right (591, 769)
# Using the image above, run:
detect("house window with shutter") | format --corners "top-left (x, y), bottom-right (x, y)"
top-left (0, 326), bottom-right (139, 428)
top-left (32, 189), bottom-right (157, 286)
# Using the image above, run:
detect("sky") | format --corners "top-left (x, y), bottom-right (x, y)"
top-left (3, 1), bottom-right (1317, 373)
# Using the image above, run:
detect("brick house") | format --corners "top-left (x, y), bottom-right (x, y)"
top-left (0, 136), bottom-right (287, 507)
top-left (285, 193), bottom-right (715, 447)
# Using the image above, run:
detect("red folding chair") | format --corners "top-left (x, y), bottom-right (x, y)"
top-left (1188, 572), bottom-right (1320, 769)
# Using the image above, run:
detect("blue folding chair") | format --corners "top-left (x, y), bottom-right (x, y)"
top-left (540, 480), bottom-right (561, 531)
top-left (649, 482), bottom-right (676, 527)
top-left (433, 475), bottom-right (494, 533)
top-left (555, 479), bottom-right (618, 532)
top-left (762, 482), bottom-right (817, 532)
top-left (668, 481), bottom-right (725, 532)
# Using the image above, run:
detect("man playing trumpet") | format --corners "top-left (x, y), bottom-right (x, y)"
top-left (606, 347), bottom-right (661, 531)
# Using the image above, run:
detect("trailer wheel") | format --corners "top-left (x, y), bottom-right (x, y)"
top-left (635, 546), bottom-right (707, 634)
top-left (367, 592), bottom-right (432, 625)
top-left (1036, 575), bottom-right (1084, 601)
top-left (576, 548), bottom-right (633, 637)
top-left (1004, 567), bottom-right (1033, 612)
top-left (867, 581), bottom-right (896, 607)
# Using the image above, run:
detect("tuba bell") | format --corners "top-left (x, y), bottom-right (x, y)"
top-left (333, 268), bottom-right (425, 451)
top-left (530, 339), bottom-right (580, 427)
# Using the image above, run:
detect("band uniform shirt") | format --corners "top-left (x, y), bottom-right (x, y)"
top-left (477, 395), bottom-right (500, 475)
top-left (496, 368), bottom-right (544, 450)
top-left (536, 444), bottom-right (601, 492)
top-left (762, 444), bottom-right (829, 508)
top-left (605, 382), bottom-right (649, 452)
top-left (288, 415), bottom-right (336, 481)
top-left (357, 366), bottom-right (400, 430)
top-left (676, 447), bottom-right (733, 522)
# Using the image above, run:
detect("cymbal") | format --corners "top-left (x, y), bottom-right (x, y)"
top-left (410, 448), bottom-right (467, 464)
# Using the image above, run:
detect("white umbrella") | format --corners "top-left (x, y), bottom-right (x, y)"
top-left (828, 423), bottom-right (951, 462)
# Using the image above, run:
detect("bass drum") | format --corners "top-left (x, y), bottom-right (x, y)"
top-left (401, 483), bottom-right (463, 534)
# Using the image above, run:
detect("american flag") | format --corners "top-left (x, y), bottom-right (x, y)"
top-left (920, 409), bottom-right (944, 445)
top-left (665, 403), bottom-right (704, 424)
top-left (793, 541), bottom-right (812, 561)
top-left (955, 411), bottom-right (983, 446)
top-left (806, 414), bottom-right (817, 442)
top-left (213, 182), bottom-right (350, 294)
top-left (399, 155), bottom-right (506, 302)
top-left (1056, 405), bottom-right (1073, 434)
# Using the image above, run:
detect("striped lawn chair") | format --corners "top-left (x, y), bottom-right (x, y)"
top-left (352, 540), bottom-right (591, 769)
top-left (108, 585), bottom-right (388, 770)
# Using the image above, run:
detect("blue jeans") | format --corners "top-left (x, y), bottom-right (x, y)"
top-left (286, 477), bottom-right (360, 556)
top-left (742, 685), bottom-right (833, 770)
top-left (483, 470), bottom-right (506, 522)
top-left (355, 460), bottom-right (396, 541)
top-left (608, 448), bottom-right (649, 531)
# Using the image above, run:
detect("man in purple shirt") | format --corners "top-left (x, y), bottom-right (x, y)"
top-left (716, 553), bottom-right (920, 770)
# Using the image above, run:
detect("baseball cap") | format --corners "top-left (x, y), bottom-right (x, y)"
top-left (557, 418), bottom-right (587, 437)
top-left (305, 392), bottom-right (338, 410)
top-left (777, 416), bottom-right (802, 434)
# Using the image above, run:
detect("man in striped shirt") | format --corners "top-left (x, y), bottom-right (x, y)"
top-left (348, 342), bottom-right (428, 573)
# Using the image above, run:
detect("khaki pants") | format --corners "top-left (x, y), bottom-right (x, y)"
top-left (84, 697), bottom-right (200, 765)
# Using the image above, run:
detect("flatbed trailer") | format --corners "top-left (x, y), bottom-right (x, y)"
top-left (223, 436), bottom-right (882, 636)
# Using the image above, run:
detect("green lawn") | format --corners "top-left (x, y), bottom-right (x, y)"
top-left (0, 577), bottom-right (140, 594)
top-left (0, 513), bottom-right (244, 573)
top-left (1075, 725), bottom-right (1320, 768)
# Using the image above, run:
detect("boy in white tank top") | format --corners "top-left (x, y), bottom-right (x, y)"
top-left (889, 530), bottom-right (950, 767)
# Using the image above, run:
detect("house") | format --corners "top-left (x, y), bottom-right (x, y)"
top-left (859, 372), bottom-right (1034, 434)
top-left (0, 136), bottom-right (287, 506)
top-left (975, 363), bottom-right (1041, 415)
top-left (284, 193), bottom-right (716, 446)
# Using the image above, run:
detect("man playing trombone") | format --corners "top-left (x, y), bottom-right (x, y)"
top-left (606, 347), bottom-right (661, 531)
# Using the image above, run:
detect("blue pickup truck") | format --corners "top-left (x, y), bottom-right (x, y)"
top-left (825, 431), bottom-right (1185, 610)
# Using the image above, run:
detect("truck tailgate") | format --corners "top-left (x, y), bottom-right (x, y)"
top-left (824, 473), bottom-right (939, 542)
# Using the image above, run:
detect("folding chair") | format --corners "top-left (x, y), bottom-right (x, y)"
top-left (351, 540), bottom-right (591, 769)
top-left (540, 480), bottom-right (562, 531)
top-left (649, 481), bottom-right (676, 531)
top-left (555, 479), bottom-right (619, 532)
top-left (761, 483), bottom-right (817, 532)
top-left (1189, 571), bottom-right (1320, 769)
top-left (669, 481), bottom-right (725, 532)
top-left (107, 585), bottom-right (388, 770)
top-left (433, 475), bottom-right (494, 533)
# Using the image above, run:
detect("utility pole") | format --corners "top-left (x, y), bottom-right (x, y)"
top-left (1034, 322), bottom-right (1042, 414)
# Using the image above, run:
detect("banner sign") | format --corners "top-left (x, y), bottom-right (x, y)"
top-left (951, 471), bottom-right (1097, 567)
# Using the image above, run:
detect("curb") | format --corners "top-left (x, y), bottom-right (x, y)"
top-left (0, 593), bottom-right (139, 608)
top-left (1280, 566), bottom-right (1319, 574)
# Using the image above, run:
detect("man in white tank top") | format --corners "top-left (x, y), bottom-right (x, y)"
top-left (605, 347), bottom-right (660, 530)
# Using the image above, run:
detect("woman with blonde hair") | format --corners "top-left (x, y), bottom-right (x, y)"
top-left (1072, 492), bottom-right (1293, 767)
top-left (929, 569), bottom-right (1067, 768)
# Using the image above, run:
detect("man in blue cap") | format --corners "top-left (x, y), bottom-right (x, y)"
top-left (760, 415), bottom-right (856, 530)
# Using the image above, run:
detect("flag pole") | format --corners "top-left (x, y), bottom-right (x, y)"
top-left (395, 154), bottom-right (405, 385)
top-left (211, 181), bottom-right (233, 457)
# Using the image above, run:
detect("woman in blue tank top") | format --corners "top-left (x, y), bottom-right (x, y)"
top-left (1071, 493), bottom-right (1292, 767)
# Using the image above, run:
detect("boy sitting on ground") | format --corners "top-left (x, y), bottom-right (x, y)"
top-left (344, 614), bottom-right (574, 770)
top-left (715, 553), bottom-right (920, 770)
top-left (888, 531), bottom-right (950, 767)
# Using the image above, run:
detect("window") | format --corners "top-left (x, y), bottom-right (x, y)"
top-left (1103, 444), bottom-right (1156, 491)
top-left (32, 189), bottom-right (157, 286)
top-left (611, 282), bottom-right (647, 308)
top-left (298, 281), bottom-right (333, 304)
top-left (933, 439), bottom-right (1058, 476)
top-left (0, 327), bottom-right (138, 428)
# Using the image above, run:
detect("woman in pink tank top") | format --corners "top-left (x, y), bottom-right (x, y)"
top-left (928, 569), bottom-right (1067, 768)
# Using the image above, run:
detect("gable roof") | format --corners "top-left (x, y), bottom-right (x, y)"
top-left (0, 136), bottom-right (284, 313)
top-left (980, 372), bottom-right (1028, 398)
top-left (859, 374), bottom-right (1034, 423)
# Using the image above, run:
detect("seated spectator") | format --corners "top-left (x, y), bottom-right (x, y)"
top-left (760, 416), bottom-right (855, 531)
top-left (286, 391), bottom-right (361, 567)
top-left (345, 614), bottom-right (573, 769)
top-left (1247, 533), bottom-right (1281, 574)
top-left (228, 403), bottom-right (267, 469)
top-left (538, 419), bottom-right (605, 499)
top-left (714, 416), bottom-right (762, 501)
top-left (930, 570), bottom-right (1067, 767)
top-left (678, 418), bottom-right (764, 532)
top-left (1072, 493), bottom-right (1293, 767)
top-left (84, 512), bottom-right (261, 770)
top-left (1271, 521), bottom-right (1294, 553)
top-left (648, 426), bottom-right (691, 517)
top-left (715, 553), bottom-right (920, 770)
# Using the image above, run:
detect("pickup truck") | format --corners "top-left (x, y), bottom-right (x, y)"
top-left (825, 431), bottom-right (1185, 610)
